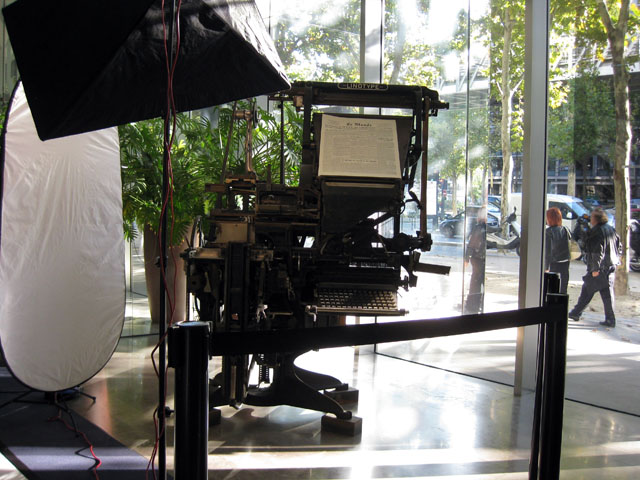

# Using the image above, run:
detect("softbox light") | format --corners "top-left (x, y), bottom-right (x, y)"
top-left (0, 82), bottom-right (124, 392)
top-left (2, 0), bottom-right (290, 141)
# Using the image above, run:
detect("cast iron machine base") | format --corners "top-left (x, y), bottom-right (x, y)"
top-left (210, 350), bottom-right (359, 423)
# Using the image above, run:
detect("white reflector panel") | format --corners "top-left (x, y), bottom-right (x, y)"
top-left (0, 82), bottom-right (124, 392)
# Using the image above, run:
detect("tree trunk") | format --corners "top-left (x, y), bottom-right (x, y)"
top-left (388, 17), bottom-right (407, 84)
top-left (610, 48), bottom-right (631, 296)
top-left (567, 162), bottom-right (576, 197)
top-left (482, 165), bottom-right (488, 203)
top-left (500, 9), bottom-right (515, 237)
top-left (596, 0), bottom-right (631, 296)
top-left (451, 175), bottom-right (458, 213)
top-left (143, 223), bottom-right (189, 326)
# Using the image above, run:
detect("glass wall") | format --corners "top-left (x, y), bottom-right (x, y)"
top-left (0, 0), bottom-right (17, 102)
top-left (366, 0), bottom-right (522, 386)
top-left (545, 1), bottom-right (640, 416)
top-left (258, 0), bottom-right (361, 82)
top-left (1, 0), bottom-right (637, 414)
top-left (259, 0), bottom-right (639, 416)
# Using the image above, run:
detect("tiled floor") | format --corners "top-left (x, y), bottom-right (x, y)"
top-left (4, 241), bottom-right (637, 479)
top-left (60, 335), bottom-right (640, 479)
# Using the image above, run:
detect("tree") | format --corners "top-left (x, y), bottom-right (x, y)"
top-left (595, 0), bottom-right (636, 294)
top-left (270, 1), bottom-right (361, 82)
top-left (383, 0), bottom-right (438, 85)
top-left (548, 68), bottom-right (617, 197)
top-left (485, 1), bottom-right (589, 234)
top-left (429, 108), bottom-right (468, 213)
top-left (467, 104), bottom-right (492, 203)
top-left (487, 0), bottom-right (525, 235)
top-left (574, 0), bottom-right (639, 294)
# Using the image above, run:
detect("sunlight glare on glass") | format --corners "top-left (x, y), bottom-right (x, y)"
top-left (424, 0), bottom-right (467, 44)
top-left (443, 52), bottom-right (460, 81)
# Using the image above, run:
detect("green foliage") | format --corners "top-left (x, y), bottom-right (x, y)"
top-left (229, 102), bottom-right (303, 185)
top-left (467, 105), bottom-right (491, 172)
top-left (430, 108), bottom-right (467, 180)
top-left (271, 1), bottom-right (361, 82)
top-left (574, 0), bottom-right (639, 60)
top-left (573, 70), bottom-right (616, 163)
top-left (119, 114), bottom-right (215, 245)
top-left (119, 104), bottom-right (303, 245)
top-left (632, 86), bottom-right (640, 161)
top-left (487, 0), bottom-right (526, 103)
top-left (384, 0), bottom-right (438, 85)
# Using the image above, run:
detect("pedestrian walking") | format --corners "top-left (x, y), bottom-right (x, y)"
top-left (544, 207), bottom-right (571, 294)
top-left (568, 208), bottom-right (621, 327)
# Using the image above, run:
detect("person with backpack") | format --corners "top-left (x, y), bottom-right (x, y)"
top-left (544, 207), bottom-right (571, 294)
top-left (572, 213), bottom-right (591, 263)
top-left (568, 208), bottom-right (622, 327)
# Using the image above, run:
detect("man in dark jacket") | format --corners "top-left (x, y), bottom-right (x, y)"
top-left (568, 208), bottom-right (621, 327)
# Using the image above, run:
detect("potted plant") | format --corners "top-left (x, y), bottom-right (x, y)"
top-left (119, 103), bottom-right (302, 325)
top-left (119, 113), bottom-right (218, 325)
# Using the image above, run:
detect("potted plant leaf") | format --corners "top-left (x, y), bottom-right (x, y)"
top-left (119, 102), bottom-right (302, 326)
top-left (119, 113), bottom-right (218, 325)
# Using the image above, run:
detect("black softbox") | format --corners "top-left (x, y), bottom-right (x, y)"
top-left (2, 0), bottom-right (290, 141)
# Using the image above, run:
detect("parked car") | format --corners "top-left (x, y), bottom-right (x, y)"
top-left (509, 193), bottom-right (590, 231)
top-left (486, 202), bottom-right (501, 217)
top-left (487, 195), bottom-right (501, 209)
top-left (583, 197), bottom-right (604, 211)
top-left (438, 208), bottom-right (500, 238)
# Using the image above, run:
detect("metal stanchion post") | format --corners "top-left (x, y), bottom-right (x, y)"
top-left (538, 290), bottom-right (568, 479)
top-left (529, 272), bottom-right (567, 480)
top-left (168, 321), bottom-right (210, 480)
top-left (528, 273), bottom-right (557, 479)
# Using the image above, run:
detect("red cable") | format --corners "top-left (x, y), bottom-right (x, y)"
top-left (49, 408), bottom-right (102, 480)
top-left (147, 1), bottom-right (184, 478)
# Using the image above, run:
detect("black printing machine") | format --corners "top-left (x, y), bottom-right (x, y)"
top-left (183, 81), bottom-right (449, 419)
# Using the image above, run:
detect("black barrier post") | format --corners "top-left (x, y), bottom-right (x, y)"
top-left (529, 272), bottom-right (557, 479)
top-left (539, 290), bottom-right (568, 479)
top-left (529, 272), bottom-right (568, 479)
top-left (168, 321), bottom-right (210, 480)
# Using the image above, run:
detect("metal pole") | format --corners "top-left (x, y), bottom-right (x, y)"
top-left (169, 322), bottom-right (210, 480)
top-left (280, 100), bottom-right (285, 184)
top-left (529, 272), bottom-right (559, 479)
top-left (529, 272), bottom-right (567, 479)
top-left (159, 1), bottom-right (177, 478)
top-left (538, 291), bottom-right (568, 479)
top-left (419, 98), bottom-right (430, 238)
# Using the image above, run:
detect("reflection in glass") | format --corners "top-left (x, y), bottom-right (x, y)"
top-left (259, 0), bottom-right (361, 82)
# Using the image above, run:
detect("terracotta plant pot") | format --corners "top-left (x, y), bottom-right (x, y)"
top-left (143, 224), bottom-right (188, 326)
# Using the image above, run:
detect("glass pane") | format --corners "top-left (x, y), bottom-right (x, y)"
top-left (547, 1), bottom-right (640, 416)
top-left (0, 0), bottom-right (19, 100)
top-left (123, 233), bottom-right (156, 337)
top-left (259, 0), bottom-right (361, 82)
top-left (374, 0), bottom-right (522, 386)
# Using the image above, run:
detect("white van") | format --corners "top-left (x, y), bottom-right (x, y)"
top-left (509, 193), bottom-right (590, 231)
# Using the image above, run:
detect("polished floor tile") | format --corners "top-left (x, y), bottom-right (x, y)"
top-left (65, 337), bottom-right (640, 479)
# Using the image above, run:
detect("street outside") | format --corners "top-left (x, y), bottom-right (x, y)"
top-left (428, 230), bottom-right (640, 344)
top-left (385, 230), bottom-right (640, 415)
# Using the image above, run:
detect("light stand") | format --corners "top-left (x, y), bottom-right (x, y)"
top-left (158, 2), bottom-right (177, 479)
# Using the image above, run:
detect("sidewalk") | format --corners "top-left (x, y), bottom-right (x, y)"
top-left (565, 275), bottom-right (640, 344)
